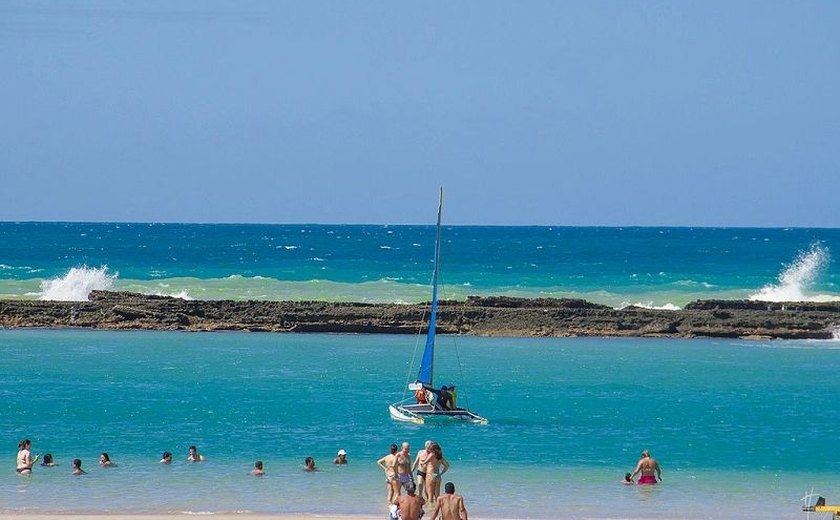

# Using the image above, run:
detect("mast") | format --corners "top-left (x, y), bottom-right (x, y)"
top-left (417, 187), bottom-right (443, 386)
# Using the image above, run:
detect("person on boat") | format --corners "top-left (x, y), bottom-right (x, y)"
top-left (429, 481), bottom-right (469, 520)
top-left (16, 439), bottom-right (39, 475)
top-left (424, 385), bottom-right (454, 410)
top-left (415, 387), bottom-right (429, 404)
top-left (251, 460), bottom-right (265, 476)
top-left (395, 442), bottom-right (414, 490)
top-left (631, 449), bottom-right (661, 485)
top-left (423, 442), bottom-right (450, 502)
top-left (187, 445), bottom-right (205, 462)
top-left (334, 449), bottom-right (347, 464)
top-left (393, 481), bottom-right (425, 520)
top-left (377, 443), bottom-right (400, 503)
top-left (447, 385), bottom-right (458, 408)
top-left (71, 458), bottom-right (86, 475)
top-left (412, 440), bottom-right (433, 501)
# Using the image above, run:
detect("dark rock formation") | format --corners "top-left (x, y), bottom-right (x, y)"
top-left (1, 291), bottom-right (840, 339)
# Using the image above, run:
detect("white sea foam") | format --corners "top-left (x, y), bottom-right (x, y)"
top-left (617, 301), bottom-right (682, 311)
top-left (749, 242), bottom-right (839, 302)
top-left (151, 290), bottom-right (193, 300)
top-left (39, 265), bottom-right (117, 301)
top-left (0, 264), bottom-right (34, 271)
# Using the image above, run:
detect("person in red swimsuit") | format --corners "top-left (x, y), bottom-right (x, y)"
top-left (631, 449), bottom-right (662, 485)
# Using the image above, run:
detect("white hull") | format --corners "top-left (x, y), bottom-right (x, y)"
top-left (389, 403), bottom-right (488, 425)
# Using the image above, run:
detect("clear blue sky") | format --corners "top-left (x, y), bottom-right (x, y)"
top-left (2, 1), bottom-right (838, 226)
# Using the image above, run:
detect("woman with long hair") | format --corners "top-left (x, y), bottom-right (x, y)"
top-left (16, 439), bottom-right (39, 475)
top-left (423, 442), bottom-right (450, 503)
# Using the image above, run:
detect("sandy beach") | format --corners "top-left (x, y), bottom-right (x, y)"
top-left (0, 516), bottom-right (386, 520)
top-left (0, 512), bottom-right (488, 520)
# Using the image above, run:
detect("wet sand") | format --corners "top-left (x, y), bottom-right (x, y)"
top-left (0, 516), bottom-right (504, 520)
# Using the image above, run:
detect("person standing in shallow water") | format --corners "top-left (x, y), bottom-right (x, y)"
top-left (99, 452), bottom-right (115, 467)
top-left (16, 439), bottom-right (39, 475)
top-left (412, 440), bottom-right (433, 501)
top-left (187, 445), bottom-right (205, 462)
top-left (631, 449), bottom-right (661, 485)
top-left (71, 458), bottom-right (86, 475)
top-left (377, 443), bottom-right (399, 504)
top-left (395, 442), bottom-right (413, 490)
top-left (424, 442), bottom-right (449, 503)
top-left (304, 456), bottom-right (317, 471)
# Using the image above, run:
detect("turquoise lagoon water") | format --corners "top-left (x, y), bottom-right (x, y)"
top-left (3, 329), bottom-right (840, 518)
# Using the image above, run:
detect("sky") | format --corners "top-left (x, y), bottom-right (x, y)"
top-left (1, 1), bottom-right (838, 226)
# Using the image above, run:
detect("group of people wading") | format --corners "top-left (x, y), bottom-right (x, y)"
top-left (378, 440), bottom-right (467, 520)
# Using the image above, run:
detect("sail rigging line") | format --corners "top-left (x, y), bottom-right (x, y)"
top-left (437, 269), bottom-right (471, 411)
top-left (401, 301), bottom-right (431, 402)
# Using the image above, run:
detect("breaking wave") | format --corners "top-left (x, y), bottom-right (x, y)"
top-left (749, 243), bottom-right (839, 302)
top-left (39, 265), bottom-right (118, 301)
top-left (618, 301), bottom-right (682, 311)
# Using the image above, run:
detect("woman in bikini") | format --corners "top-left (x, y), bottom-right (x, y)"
top-left (631, 449), bottom-right (662, 485)
top-left (16, 439), bottom-right (39, 475)
top-left (377, 443), bottom-right (400, 504)
top-left (423, 442), bottom-right (450, 503)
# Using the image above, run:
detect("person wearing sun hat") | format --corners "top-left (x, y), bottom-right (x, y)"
top-left (333, 449), bottom-right (347, 464)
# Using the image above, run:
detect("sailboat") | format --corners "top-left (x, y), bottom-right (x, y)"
top-left (388, 188), bottom-right (488, 425)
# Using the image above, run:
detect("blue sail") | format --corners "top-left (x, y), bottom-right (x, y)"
top-left (417, 189), bottom-right (443, 386)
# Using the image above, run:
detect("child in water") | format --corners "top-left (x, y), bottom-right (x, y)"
top-left (622, 472), bottom-right (634, 485)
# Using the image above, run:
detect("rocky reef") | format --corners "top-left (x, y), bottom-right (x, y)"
top-left (2, 291), bottom-right (840, 340)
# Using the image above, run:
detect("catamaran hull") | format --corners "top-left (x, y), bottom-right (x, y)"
top-left (389, 403), bottom-right (488, 425)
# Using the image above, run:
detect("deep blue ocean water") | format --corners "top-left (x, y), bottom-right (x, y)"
top-left (3, 330), bottom-right (840, 518)
top-left (1, 223), bottom-right (840, 307)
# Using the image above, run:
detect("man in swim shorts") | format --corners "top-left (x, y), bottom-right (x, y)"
top-left (412, 440), bottom-right (433, 500)
top-left (631, 449), bottom-right (662, 485)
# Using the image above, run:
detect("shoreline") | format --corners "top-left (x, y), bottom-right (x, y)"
top-left (2, 291), bottom-right (840, 339)
top-left (2, 512), bottom-right (394, 520)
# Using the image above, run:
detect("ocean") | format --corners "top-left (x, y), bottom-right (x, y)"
top-left (2, 223), bottom-right (840, 518)
top-left (1, 223), bottom-right (839, 308)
